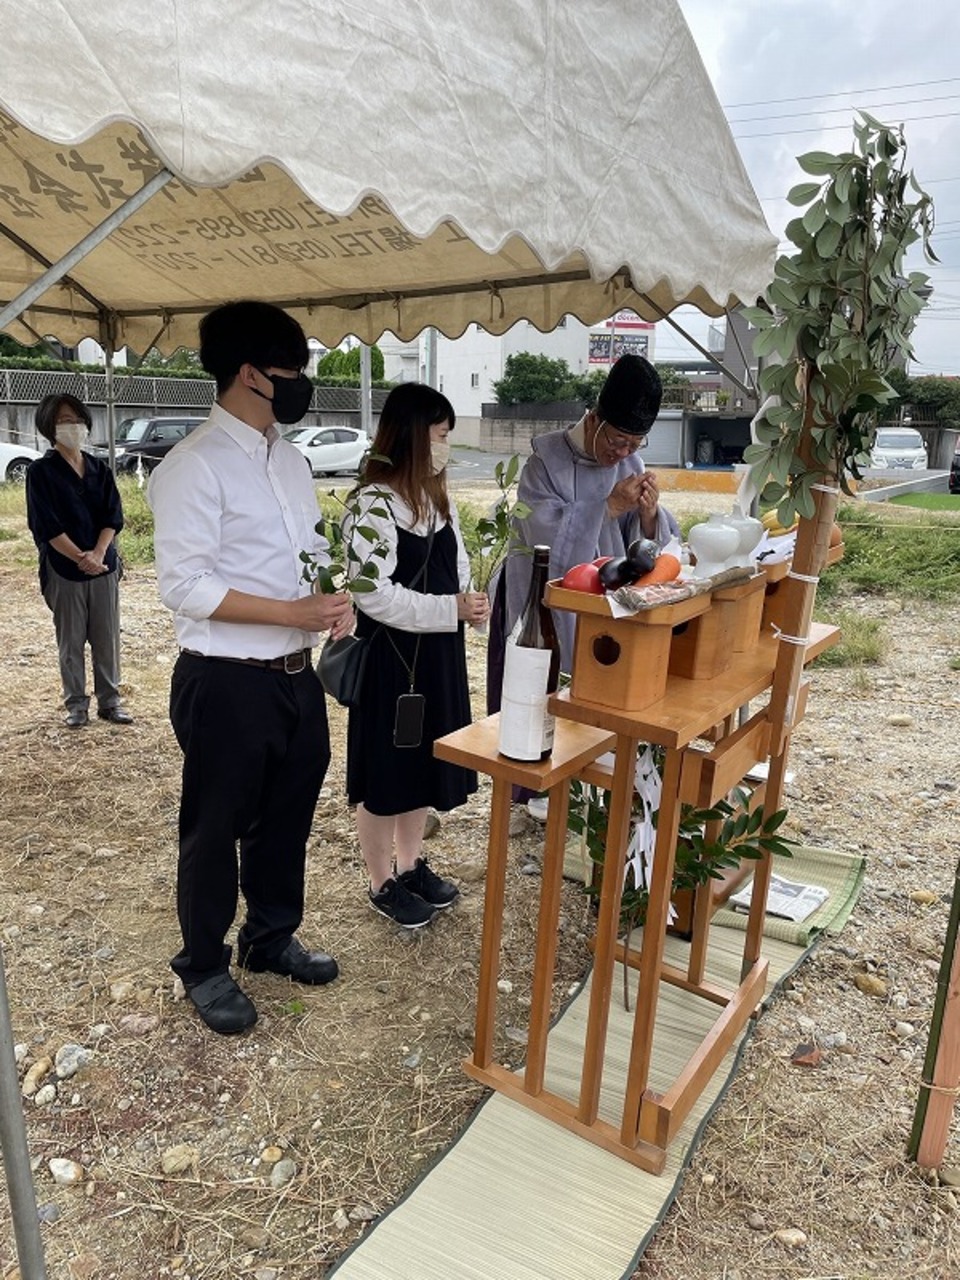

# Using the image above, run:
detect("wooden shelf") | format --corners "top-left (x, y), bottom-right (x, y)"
top-left (434, 715), bottom-right (614, 787)
top-left (550, 623), bottom-right (839, 749)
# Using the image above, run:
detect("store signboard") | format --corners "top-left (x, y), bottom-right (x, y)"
top-left (604, 310), bottom-right (656, 330)
top-left (588, 331), bottom-right (651, 363)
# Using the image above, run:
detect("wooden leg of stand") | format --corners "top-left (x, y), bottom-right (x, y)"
top-left (742, 745), bottom-right (789, 977)
top-left (687, 818), bottom-right (722, 986)
top-left (473, 776), bottom-right (512, 1069)
top-left (622, 746), bottom-right (684, 1147)
top-left (578, 735), bottom-right (640, 1127)
top-left (525, 781), bottom-right (572, 1096)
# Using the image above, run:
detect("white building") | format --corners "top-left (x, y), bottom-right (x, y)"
top-left (378, 310), bottom-right (657, 419)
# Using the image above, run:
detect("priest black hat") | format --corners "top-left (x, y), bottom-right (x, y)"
top-left (596, 354), bottom-right (662, 435)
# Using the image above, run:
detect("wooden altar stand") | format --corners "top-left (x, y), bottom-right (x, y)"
top-left (435, 583), bottom-right (840, 1174)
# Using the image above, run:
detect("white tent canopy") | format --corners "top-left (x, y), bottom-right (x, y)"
top-left (0, 0), bottom-right (775, 355)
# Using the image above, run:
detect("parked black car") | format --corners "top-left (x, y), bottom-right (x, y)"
top-left (94, 416), bottom-right (205, 474)
top-left (950, 449), bottom-right (960, 495)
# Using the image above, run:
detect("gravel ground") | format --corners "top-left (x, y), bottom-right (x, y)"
top-left (1, 481), bottom-right (958, 1280)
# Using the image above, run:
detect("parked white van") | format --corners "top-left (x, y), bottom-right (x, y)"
top-left (869, 427), bottom-right (927, 470)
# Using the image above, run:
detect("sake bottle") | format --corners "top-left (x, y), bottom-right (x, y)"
top-left (498, 546), bottom-right (561, 761)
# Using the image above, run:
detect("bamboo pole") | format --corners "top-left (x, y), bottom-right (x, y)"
top-left (909, 857), bottom-right (960, 1168)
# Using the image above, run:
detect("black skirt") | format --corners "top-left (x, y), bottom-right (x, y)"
top-left (346, 521), bottom-right (477, 815)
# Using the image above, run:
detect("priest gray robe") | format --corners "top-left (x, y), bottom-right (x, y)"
top-left (502, 420), bottom-right (680, 673)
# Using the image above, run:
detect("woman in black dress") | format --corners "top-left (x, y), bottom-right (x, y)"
top-left (25, 393), bottom-right (133, 728)
top-left (346, 384), bottom-right (489, 928)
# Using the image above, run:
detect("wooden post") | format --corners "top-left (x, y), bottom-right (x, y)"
top-left (910, 858), bottom-right (960, 1168)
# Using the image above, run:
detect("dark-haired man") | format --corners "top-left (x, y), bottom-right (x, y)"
top-left (149, 301), bottom-right (353, 1035)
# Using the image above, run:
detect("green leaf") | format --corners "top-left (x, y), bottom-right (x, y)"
top-left (786, 181), bottom-right (822, 206)
top-left (816, 220), bottom-right (843, 258)
top-left (797, 150), bottom-right (843, 176)
top-left (802, 201), bottom-right (828, 237)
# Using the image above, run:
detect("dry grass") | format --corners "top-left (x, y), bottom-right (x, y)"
top-left (1, 482), bottom-right (959, 1280)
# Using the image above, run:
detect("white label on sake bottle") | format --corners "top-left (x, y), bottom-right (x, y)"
top-left (498, 644), bottom-right (555, 760)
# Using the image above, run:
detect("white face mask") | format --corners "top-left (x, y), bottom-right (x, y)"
top-left (55, 423), bottom-right (89, 451)
top-left (430, 440), bottom-right (451, 474)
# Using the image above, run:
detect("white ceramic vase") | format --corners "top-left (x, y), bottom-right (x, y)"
top-left (687, 514), bottom-right (741, 579)
top-left (727, 503), bottom-right (764, 568)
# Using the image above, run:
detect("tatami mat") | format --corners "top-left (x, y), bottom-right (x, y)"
top-left (328, 850), bottom-right (864, 1280)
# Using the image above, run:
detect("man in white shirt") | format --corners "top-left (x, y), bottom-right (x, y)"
top-left (149, 301), bottom-right (353, 1035)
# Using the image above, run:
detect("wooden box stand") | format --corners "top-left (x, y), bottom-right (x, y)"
top-left (714, 571), bottom-right (767, 654)
top-left (546, 581), bottom-right (711, 711)
top-left (435, 578), bottom-right (841, 1175)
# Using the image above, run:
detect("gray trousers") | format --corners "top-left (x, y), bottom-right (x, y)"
top-left (42, 566), bottom-right (122, 712)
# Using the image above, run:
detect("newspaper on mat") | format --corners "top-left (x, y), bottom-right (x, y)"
top-left (728, 871), bottom-right (830, 923)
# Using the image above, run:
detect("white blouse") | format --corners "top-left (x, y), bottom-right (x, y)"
top-left (346, 486), bottom-right (471, 633)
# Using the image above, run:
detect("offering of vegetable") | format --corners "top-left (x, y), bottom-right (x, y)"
top-left (559, 562), bottom-right (604, 594)
top-left (630, 552), bottom-right (682, 587)
top-left (597, 556), bottom-right (637, 590)
top-left (625, 538), bottom-right (659, 576)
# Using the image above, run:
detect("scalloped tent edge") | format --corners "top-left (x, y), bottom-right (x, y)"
top-left (0, 0), bottom-right (775, 355)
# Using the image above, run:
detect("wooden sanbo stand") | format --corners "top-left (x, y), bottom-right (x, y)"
top-left (435, 577), bottom-right (840, 1172)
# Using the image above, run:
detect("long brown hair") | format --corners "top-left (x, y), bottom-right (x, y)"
top-left (360, 383), bottom-right (454, 525)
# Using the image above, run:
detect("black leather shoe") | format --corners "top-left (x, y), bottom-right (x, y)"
top-left (65, 709), bottom-right (89, 728)
top-left (98, 706), bottom-right (134, 724)
top-left (243, 937), bottom-right (339, 986)
top-left (186, 972), bottom-right (257, 1034)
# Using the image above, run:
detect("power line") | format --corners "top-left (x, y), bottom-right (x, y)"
top-left (723, 77), bottom-right (960, 110)
top-left (729, 93), bottom-right (960, 125)
top-left (734, 110), bottom-right (960, 140)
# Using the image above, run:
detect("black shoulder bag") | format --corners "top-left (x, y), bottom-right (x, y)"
top-left (316, 526), bottom-right (435, 710)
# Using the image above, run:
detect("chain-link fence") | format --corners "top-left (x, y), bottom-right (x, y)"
top-left (1, 370), bottom-right (389, 447)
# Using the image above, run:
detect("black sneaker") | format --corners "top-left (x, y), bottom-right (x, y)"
top-left (398, 857), bottom-right (460, 909)
top-left (368, 877), bottom-right (437, 929)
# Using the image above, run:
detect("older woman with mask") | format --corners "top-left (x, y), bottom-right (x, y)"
top-left (25, 393), bottom-right (131, 728)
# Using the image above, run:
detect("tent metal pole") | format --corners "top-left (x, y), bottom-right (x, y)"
top-left (0, 169), bottom-right (174, 333)
top-left (105, 345), bottom-right (117, 473)
top-left (0, 945), bottom-right (48, 1279)
top-left (638, 293), bottom-right (754, 398)
top-left (359, 345), bottom-right (372, 438)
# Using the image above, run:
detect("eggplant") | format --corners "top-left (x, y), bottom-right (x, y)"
top-left (626, 538), bottom-right (659, 576)
top-left (598, 555), bottom-right (636, 590)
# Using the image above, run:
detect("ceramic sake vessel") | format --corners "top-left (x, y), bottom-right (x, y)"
top-left (727, 503), bottom-right (764, 567)
top-left (687, 513), bottom-right (741, 578)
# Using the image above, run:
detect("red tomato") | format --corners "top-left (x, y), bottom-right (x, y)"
top-left (560, 562), bottom-right (604, 594)
top-left (593, 555), bottom-right (614, 568)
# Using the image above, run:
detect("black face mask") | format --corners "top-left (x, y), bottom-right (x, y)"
top-left (253, 370), bottom-right (314, 424)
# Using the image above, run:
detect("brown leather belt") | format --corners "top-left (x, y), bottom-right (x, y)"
top-left (180, 648), bottom-right (312, 674)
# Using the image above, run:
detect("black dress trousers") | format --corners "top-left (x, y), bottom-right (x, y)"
top-left (169, 652), bottom-right (330, 986)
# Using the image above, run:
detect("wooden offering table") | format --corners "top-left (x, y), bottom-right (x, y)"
top-left (436, 587), bottom-right (839, 1174)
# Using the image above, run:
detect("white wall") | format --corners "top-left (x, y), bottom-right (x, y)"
top-left (380, 313), bottom-right (661, 418)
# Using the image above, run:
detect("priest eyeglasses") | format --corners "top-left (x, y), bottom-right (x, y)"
top-left (599, 422), bottom-right (648, 454)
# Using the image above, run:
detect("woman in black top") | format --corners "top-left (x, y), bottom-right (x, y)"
top-left (25, 394), bottom-right (132, 728)
top-left (345, 384), bottom-right (489, 928)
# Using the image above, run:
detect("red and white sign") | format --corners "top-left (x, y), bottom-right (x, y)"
top-left (604, 310), bottom-right (655, 330)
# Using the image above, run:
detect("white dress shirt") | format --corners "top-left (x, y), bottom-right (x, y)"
top-left (347, 487), bottom-right (471, 632)
top-left (148, 402), bottom-right (330, 658)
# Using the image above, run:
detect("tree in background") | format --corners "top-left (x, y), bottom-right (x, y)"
top-left (316, 344), bottom-right (384, 381)
top-left (493, 352), bottom-right (691, 408)
top-left (492, 353), bottom-right (577, 404)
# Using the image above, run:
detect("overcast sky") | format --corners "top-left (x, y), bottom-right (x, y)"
top-left (666, 0), bottom-right (960, 377)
